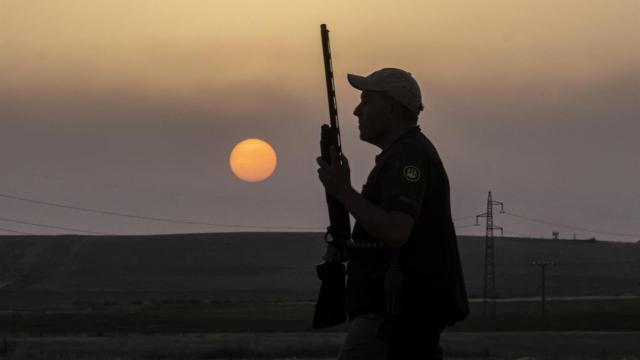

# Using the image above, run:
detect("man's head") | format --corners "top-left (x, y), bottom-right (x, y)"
top-left (348, 68), bottom-right (424, 146)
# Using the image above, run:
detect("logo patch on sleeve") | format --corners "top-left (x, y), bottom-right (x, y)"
top-left (403, 165), bottom-right (421, 182)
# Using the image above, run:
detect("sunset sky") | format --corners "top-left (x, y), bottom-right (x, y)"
top-left (1, 1), bottom-right (639, 241)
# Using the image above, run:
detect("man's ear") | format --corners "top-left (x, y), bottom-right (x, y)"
top-left (388, 101), bottom-right (395, 116)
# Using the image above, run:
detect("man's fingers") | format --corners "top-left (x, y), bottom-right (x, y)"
top-left (317, 171), bottom-right (325, 185)
top-left (329, 146), bottom-right (338, 163)
top-left (317, 168), bottom-right (329, 182)
top-left (341, 154), bottom-right (350, 168)
top-left (316, 156), bottom-right (330, 169)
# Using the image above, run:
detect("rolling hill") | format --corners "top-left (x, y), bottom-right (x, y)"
top-left (1, 233), bottom-right (638, 304)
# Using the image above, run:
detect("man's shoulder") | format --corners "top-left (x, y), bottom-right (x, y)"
top-left (387, 132), bottom-right (440, 165)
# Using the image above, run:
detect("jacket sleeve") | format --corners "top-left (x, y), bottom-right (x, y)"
top-left (378, 144), bottom-right (430, 220)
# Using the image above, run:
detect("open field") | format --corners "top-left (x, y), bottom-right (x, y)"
top-left (1, 233), bottom-right (639, 358)
top-left (2, 332), bottom-right (640, 360)
top-left (1, 233), bottom-right (639, 300)
top-left (2, 298), bottom-right (640, 335)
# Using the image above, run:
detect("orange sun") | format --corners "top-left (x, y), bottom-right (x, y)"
top-left (229, 138), bottom-right (277, 182)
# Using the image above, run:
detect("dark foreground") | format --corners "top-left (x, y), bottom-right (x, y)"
top-left (2, 332), bottom-right (640, 359)
top-left (1, 299), bottom-right (640, 359)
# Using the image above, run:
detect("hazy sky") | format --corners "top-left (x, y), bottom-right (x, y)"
top-left (1, 0), bottom-right (639, 241)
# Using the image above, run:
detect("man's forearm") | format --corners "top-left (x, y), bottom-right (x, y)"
top-left (338, 187), bottom-right (412, 248)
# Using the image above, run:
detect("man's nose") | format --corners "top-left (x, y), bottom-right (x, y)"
top-left (353, 104), bottom-right (361, 116)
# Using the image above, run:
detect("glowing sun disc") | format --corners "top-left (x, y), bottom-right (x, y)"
top-left (229, 138), bottom-right (277, 182)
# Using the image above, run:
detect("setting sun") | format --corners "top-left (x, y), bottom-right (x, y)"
top-left (229, 138), bottom-right (277, 182)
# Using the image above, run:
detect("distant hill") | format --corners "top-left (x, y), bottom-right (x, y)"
top-left (1, 233), bottom-right (639, 301)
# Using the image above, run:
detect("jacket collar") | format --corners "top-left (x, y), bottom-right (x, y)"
top-left (375, 125), bottom-right (421, 165)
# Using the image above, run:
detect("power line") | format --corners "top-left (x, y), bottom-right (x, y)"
top-left (1, 167), bottom-right (325, 206)
top-left (503, 229), bottom-right (531, 237)
top-left (1, 167), bottom-right (191, 198)
top-left (456, 224), bottom-right (478, 229)
top-left (0, 226), bottom-right (35, 235)
top-left (501, 192), bottom-right (640, 222)
top-left (0, 191), bottom-right (485, 233)
top-left (0, 216), bottom-right (108, 235)
top-left (453, 215), bottom-right (478, 222)
top-left (504, 211), bottom-right (640, 238)
top-left (6, 189), bottom-right (636, 237)
top-left (0, 192), bottom-right (324, 231)
top-left (554, 260), bottom-right (640, 265)
top-left (467, 260), bottom-right (640, 267)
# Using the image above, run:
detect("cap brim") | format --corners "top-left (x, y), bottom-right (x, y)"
top-left (347, 73), bottom-right (374, 91)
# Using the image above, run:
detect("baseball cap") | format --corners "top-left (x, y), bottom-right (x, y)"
top-left (347, 68), bottom-right (424, 115)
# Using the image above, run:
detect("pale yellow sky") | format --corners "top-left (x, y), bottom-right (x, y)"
top-left (2, 0), bottom-right (638, 103)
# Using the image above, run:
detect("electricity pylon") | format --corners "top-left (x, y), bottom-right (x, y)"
top-left (531, 260), bottom-right (555, 317)
top-left (476, 191), bottom-right (504, 317)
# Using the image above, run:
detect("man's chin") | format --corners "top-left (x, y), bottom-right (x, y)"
top-left (359, 132), bottom-right (373, 144)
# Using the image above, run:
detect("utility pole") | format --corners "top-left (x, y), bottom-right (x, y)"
top-left (531, 260), bottom-right (554, 318)
top-left (476, 191), bottom-right (504, 317)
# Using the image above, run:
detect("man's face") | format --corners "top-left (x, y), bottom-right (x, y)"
top-left (353, 90), bottom-right (392, 145)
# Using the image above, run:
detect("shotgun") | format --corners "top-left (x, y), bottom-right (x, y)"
top-left (312, 24), bottom-right (351, 329)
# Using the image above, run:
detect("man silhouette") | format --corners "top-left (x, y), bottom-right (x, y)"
top-left (317, 68), bottom-right (469, 360)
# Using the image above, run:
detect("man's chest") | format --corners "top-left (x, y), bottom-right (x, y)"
top-left (360, 164), bottom-right (384, 203)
